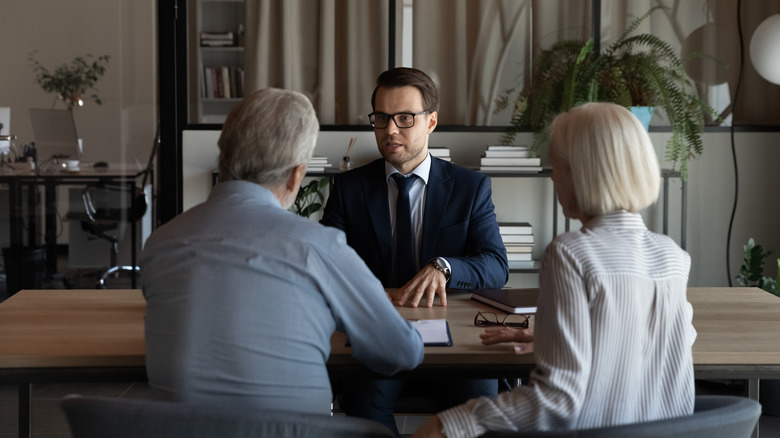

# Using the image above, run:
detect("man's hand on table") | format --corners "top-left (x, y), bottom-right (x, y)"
top-left (480, 326), bottom-right (534, 354)
top-left (390, 264), bottom-right (448, 308)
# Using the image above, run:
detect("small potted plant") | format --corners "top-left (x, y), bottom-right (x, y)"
top-left (290, 177), bottom-right (330, 219)
top-left (735, 237), bottom-right (780, 415)
top-left (29, 52), bottom-right (110, 110)
top-left (500, 6), bottom-right (718, 180)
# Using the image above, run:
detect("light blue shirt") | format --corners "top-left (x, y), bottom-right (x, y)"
top-left (140, 180), bottom-right (424, 414)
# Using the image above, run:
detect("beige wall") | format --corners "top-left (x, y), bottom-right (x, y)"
top-left (0, 0), bottom-right (157, 165)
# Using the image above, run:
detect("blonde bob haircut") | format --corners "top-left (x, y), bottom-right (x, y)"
top-left (218, 88), bottom-right (319, 187)
top-left (549, 102), bottom-right (660, 216)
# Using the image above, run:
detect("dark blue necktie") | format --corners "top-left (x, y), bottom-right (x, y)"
top-left (391, 173), bottom-right (418, 287)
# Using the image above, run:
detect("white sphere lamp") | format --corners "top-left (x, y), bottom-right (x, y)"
top-left (750, 14), bottom-right (780, 85)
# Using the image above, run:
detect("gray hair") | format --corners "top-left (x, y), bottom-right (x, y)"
top-left (549, 102), bottom-right (661, 216)
top-left (217, 88), bottom-right (319, 186)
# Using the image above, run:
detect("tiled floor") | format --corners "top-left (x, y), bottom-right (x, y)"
top-left (1, 264), bottom-right (780, 437)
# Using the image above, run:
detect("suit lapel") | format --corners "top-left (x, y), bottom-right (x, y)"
top-left (360, 160), bottom-right (393, 281)
top-left (421, 158), bottom-right (453, 263)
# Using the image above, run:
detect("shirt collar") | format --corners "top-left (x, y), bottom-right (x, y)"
top-left (209, 180), bottom-right (282, 209)
top-left (583, 210), bottom-right (648, 231)
top-left (384, 152), bottom-right (432, 185)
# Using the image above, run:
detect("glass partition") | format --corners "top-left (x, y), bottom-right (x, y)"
top-left (186, 0), bottom-right (778, 127)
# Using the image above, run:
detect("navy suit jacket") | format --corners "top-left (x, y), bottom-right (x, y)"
top-left (321, 157), bottom-right (508, 289)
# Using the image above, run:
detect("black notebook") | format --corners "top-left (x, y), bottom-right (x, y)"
top-left (471, 288), bottom-right (538, 314)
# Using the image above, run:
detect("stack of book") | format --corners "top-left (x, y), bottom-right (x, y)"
top-left (200, 31), bottom-right (236, 47)
top-left (307, 156), bottom-right (333, 172)
top-left (202, 66), bottom-right (244, 99)
top-left (479, 146), bottom-right (542, 172)
top-left (499, 222), bottom-right (535, 268)
top-left (429, 147), bottom-right (451, 162)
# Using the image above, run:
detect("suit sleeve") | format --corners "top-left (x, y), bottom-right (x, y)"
top-left (446, 175), bottom-right (508, 289)
top-left (320, 174), bottom-right (346, 231)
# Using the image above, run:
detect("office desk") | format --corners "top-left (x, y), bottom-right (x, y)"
top-left (1, 287), bottom-right (779, 438)
top-left (0, 164), bottom-right (146, 285)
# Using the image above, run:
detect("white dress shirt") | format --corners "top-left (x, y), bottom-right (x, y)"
top-left (385, 153), bottom-right (431, 271)
top-left (439, 211), bottom-right (696, 437)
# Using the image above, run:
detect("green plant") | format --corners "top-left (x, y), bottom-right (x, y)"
top-left (736, 238), bottom-right (779, 297)
top-left (290, 177), bottom-right (329, 218)
top-left (500, 6), bottom-right (718, 180)
top-left (29, 52), bottom-right (110, 109)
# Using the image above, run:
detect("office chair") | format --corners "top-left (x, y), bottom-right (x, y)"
top-left (66, 128), bottom-right (157, 288)
top-left (480, 395), bottom-right (761, 438)
top-left (73, 181), bottom-right (148, 288)
top-left (60, 394), bottom-right (394, 438)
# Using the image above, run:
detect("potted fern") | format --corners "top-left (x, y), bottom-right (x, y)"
top-left (501, 6), bottom-right (718, 180)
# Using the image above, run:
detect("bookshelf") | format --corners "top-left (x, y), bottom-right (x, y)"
top-left (189, 0), bottom-right (245, 124)
top-left (483, 168), bottom-right (686, 275)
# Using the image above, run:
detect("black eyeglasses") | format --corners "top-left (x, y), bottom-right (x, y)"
top-left (368, 111), bottom-right (429, 129)
top-left (474, 311), bottom-right (530, 329)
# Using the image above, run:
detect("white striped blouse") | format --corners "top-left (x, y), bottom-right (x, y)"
top-left (439, 211), bottom-right (696, 438)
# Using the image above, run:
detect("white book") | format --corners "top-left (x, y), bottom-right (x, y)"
top-left (481, 157), bottom-right (541, 166)
top-left (484, 150), bottom-right (532, 158)
top-left (480, 166), bottom-right (543, 173)
top-left (499, 222), bottom-right (533, 234)
top-left (429, 148), bottom-right (451, 157)
top-left (507, 260), bottom-right (537, 269)
top-left (507, 252), bottom-right (533, 261)
top-left (505, 244), bottom-right (533, 253)
top-left (502, 234), bottom-right (534, 244)
top-left (487, 145), bottom-right (529, 151)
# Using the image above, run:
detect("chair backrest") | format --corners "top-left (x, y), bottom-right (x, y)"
top-left (480, 395), bottom-right (761, 438)
top-left (61, 395), bottom-right (394, 438)
top-left (81, 183), bottom-right (148, 223)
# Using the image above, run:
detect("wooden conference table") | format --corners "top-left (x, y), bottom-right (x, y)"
top-left (1, 287), bottom-right (779, 437)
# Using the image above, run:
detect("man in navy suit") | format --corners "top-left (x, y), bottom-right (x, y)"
top-left (321, 67), bottom-right (508, 435)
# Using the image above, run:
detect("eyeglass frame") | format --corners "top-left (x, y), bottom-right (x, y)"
top-left (473, 310), bottom-right (530, 329)
top-left (367, 111), bottom-right (430, 129)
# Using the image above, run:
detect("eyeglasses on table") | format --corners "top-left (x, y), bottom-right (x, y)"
top-left (473, 311), bottom-right (530, 329)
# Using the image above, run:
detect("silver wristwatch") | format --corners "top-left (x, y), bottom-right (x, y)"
top-left (430, 257), bottom-right (451, 282)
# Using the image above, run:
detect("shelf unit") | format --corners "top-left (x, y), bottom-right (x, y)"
top-left (189, 0), bottom-right (245, 124)
top-left (483, 168), bottom-right (686, 274)
top-left (211, 167), bottom-right (685, 275)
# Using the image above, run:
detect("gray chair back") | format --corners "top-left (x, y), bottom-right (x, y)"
top-left (61, 395), bottom-right (394, 438)
top-left (480, 395), bottom-right (761, 438)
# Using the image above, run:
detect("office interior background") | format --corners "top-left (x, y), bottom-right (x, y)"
top-left (1, 0), bottom-right (780, 289)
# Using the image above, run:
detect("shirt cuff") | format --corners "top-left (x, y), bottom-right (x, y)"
top-left (438, 401), bottom-right (485, 438)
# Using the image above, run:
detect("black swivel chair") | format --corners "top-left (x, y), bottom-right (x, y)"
top-left (480, 395), bottom-right (761, 438)
top-left (73, 181), bottom-right (148, 288)
top-left (61, 394), bottom-right (394, 438)
top-left (67, 129), bottom-right (157, 289)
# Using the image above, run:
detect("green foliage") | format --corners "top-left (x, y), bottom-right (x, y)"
top-left (29, 52), bottom-right (110, 108)
top-left (290, 177), bottom-right (329, 218)
top-left (501, 6), bottom-right (718, 180)
top-left (735, 238), bottom-right (779, 297)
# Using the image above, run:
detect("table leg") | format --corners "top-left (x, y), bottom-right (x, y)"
top-left (8, 180), bottom-right (22, 246)
top-left (749, 378), bottom-right (759, 438)
top-left (18, 382), bottom-right (31, 438)
top-left (45, 182), bottom-right (57, 275)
